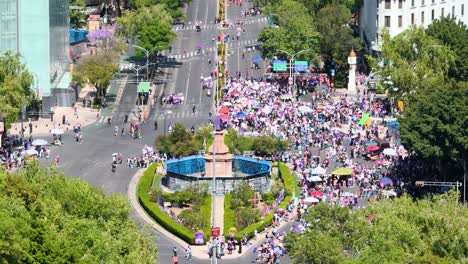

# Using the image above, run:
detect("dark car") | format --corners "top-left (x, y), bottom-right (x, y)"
top-left (196, 25), bottom-right (201, 32)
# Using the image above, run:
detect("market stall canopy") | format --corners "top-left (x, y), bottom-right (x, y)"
top-left (358, 113), bottom-right (370, 125)
top-left (311, 165), bottom-right (326, 175)
top-left (332, 167), bottom-right (353, 175)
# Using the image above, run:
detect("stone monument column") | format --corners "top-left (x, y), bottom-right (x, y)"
top-left (347, 49), bottom-right (357, 94)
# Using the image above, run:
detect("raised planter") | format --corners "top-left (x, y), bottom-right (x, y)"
top-left (224, 163), bottom-right (297, 241)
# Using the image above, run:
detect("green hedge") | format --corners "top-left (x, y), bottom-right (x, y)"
top-left (223, 193), bottom-right (235, 235)
top-left (200, 195), bottom-right (212, 240)
top-left (137, 164), bottom-right (195, 244)
top-left (232, 163), bottom-right (296, 241)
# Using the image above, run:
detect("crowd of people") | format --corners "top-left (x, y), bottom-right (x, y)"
top-left (213, 74), bottom-right (413, 260)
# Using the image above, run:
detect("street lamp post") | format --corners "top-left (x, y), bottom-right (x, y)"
top-left (132, 45), bottom-right (164, 80)
top-left (276, 49), bottom-right (312, 99)
top-left (162, 110), bottom-right (172, 137)
top-left (129, 63), bottom-right (157, 110)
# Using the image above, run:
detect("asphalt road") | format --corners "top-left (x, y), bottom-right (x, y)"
top-left (39, 1), bottom-right (283, 263)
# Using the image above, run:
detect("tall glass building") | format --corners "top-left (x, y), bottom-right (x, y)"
top-left (0, 0), bottom-right (70, 100)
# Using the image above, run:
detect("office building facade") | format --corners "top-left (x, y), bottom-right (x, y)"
top-left (0, 0), bottom-right (70, 101)
top-left (359, 0), bottom-right (467, 52)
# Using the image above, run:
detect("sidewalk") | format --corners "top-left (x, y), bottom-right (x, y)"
top-left (127, 168), bottom-right (293, 260)
top-left (9, 93), bottom-right (99, 138)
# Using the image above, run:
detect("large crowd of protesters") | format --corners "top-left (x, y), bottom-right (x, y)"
top-left (209, 73), bottom-right (421, 262)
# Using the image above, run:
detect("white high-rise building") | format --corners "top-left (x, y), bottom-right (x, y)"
top-left (359, 0), bottom-right (468, 53)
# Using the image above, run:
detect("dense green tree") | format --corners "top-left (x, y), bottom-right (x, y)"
top-left (72, 51), bottom-right (119, 99)
top-left (378, 26), bottom-right (455, 99)
top-left (155, 123), bottom-right (197, 157)
top-left (251, 135), bottom-right (288, 156)
top-left (426, 17), bottom-right (468, 81)
top-left (316, 3), bottom-right (361, 79)
top-left (127, 0), bottom-right (186, 20)
top-left (399, 81), bottom-right (467, 180)
top-left (0, 51), bottom-right (35, 129)
top-left (286, 192), bottom-right (468, 263)
top-left (0, 163), bottom-right (158, 263)
top-left (259, 0), bottom-right (319, 61)
top-left (117, 4), bottom-right (175, 55)
top-left (69, 0), bottom-right (87, 29)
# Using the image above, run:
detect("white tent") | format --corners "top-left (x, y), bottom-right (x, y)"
top-left (311, 165), bottom-right (326, 175)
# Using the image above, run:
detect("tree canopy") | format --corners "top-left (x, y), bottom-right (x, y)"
top-left (378, 26), bottom-right (455, 99)
top-left (399, 81), bottom-right (467, 172)
top-left (0, 51), bottom-right (35, 128)
top-left (316, 3), bottom-right (361, 76)
top-left (426, 17), bottom-right (468, 81)
top-left (0, 163), bottom-right (158, 263)
top-left (258, 0), bottom-right (319, 61)
top-left (69, 0), bottom-right (87, 29)
top-left (286, 192), bottom-right (468, 263)
top-left (155, 123), bottom-right (197, 157)
top-left (72, 51), bottom-right (119, 99)
top-left (117, 4), bottom-right (175, 55)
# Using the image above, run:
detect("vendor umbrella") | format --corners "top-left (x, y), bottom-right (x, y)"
top-left (234, 112), bottom-right (247, 118)
top-left (366, 145), bottom-right (380, 152)
top-left (379, 177), bottom-right (393, 186)
top-left (310, 190), bottom-right (323, 198)
top-left (365, 140), bottom-right (378, 147)
top-left (32, 139), bottom-right (48, 146)
top-left (218, 106), bottom-right (229, 114)
top-left (332, 167), bottom-right (353, 175)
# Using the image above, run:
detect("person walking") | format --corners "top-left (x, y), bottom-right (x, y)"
top-left (192, 105), bottom-right (196, 114)
top-left (185, 246), bottom-right (192, 260)
top-left (154, 120), bottom-right (158, 130)
top-left (114, 126), bottom-right (118, 136)
top-left (55, 155), bottom-right (60, 167)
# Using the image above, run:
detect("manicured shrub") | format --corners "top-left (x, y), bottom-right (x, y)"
top-left (137, 164), bottom-right (195, 244)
